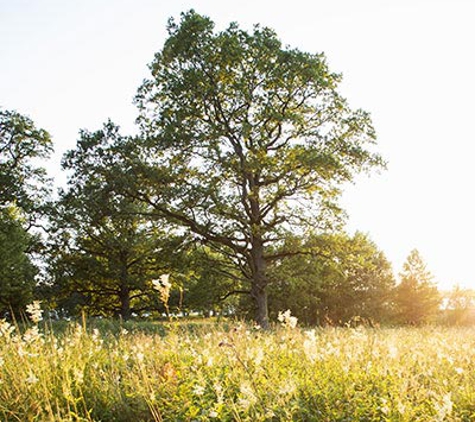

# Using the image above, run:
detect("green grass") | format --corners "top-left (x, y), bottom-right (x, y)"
top-left (1, 316), bottom-right (475, 421)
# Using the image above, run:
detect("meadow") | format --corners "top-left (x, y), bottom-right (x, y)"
top-left (1, 308), bottom-right (475, 421)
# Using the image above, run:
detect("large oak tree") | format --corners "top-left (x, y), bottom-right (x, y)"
top-left (129, 11), bottom-right (383, 327)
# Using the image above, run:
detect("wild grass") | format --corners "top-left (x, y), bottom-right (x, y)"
top-left (1, 313), bottom-right (475, 421)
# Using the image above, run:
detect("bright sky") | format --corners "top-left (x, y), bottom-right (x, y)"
top-left (1, 0), bottom-right (474, 290)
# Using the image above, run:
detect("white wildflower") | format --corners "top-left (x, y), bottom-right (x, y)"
top-left (26, 301), bottom-right (43, 323)
top-left (152, 274), bottom-right (172, 304)
top-left (209, 410), bottom-right (219, 418)
top-left (253, 348), bottom-right (264, 366)
top-left (279, 380), bottom-right (296, 396)
top-left (0, 319), bottom-right (14, 338)
top-left (380, 398), bottom-right (389, 415)
top-left (265, 410), bottom-right (276, 418)
top-left (388, 344), bottom-right (398, 359)
top-left (214, 382), bottom-right (224, 404)
top-left (238, 382), bottom-right (257, 411)
top-left (136, 352), bottom-right (145, 364)
top-left (278, 309), bottom-right (298, 329)
top-left (303, 329), bottom-right (318, 362)
top-left (193, 384), bottom-right (205, 396)
top-left (434, 393), bottom-right (453, 421)
top-left (23, 326), bottom-right (42, 343)
top-left (26, 372), bottom-right (39, 384)
top-left (397, 401), bottom-right (406, 415)
top-left (73, 368), bottom-right (84, 384)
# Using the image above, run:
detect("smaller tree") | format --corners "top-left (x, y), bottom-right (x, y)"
top-left (393, 249), bottom-right (441, 324)
top-left (267, 232), bottom-right (395, 325)
top-left (443, 285), bottom-right (475, 326)
top-left (47, 123), bottom-right (179, 320)
top-left (0, 206), bottom-right (37, 317)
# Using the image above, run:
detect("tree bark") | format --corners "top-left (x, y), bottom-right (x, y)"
top-left (251, 280), bottom-right (269, 329)
top-left (250, 233), bottom-right (270, 329)
top-left (119, 261), bottom-right (131, 321)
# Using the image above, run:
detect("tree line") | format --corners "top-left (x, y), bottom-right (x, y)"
top-left (0, 10), bottom-right (464, 327)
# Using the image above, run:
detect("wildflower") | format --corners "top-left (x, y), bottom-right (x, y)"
top-left (397, 402), bottom-right (406, 415)
top-left (238, 382), bottom-right (257, 411)
top-left (265, 410), bottom-right (276, 418)
top-left (434, 393), bottom-right (453, 421)
top-left (136, 352), bottom-right (145, 364)
top-left (214, 382), bottom-right (224, 404)
top-left (252, 348), bottom-right (264, 366)
top-left (23, 326), bottom-right (42, 343)
top-left (0, 319), bottom-right (14, 338)
top-left (278, 309), bottom-right (298, 329)
top-left (73, 368), bottom-right (84, 384)
top-left (26, 372), bottom-right (39, 384)
top-left (26, 301), bottom-right (43, 323)
top-left (303, 329), bottom-right (318, 361)
top-left (380, 398), bottom-right (390, 415)
top-left (193, 384), bottom-right (205, 396)
top-left (279, 380), bottom-right (296, 396)
top-left (388, 344), bottom-right (398, 359)
top-left (209, 410), bottom-right (218, 418)
top-left (152, 274), bottom-right (172, 305)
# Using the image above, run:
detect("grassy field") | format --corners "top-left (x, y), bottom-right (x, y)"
top-left (1, 312), bottom-right (475, 421)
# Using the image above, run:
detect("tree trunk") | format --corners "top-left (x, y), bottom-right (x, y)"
top-left (119, 261), bottom-right (131, 321)
top-left (250, 235), bottom-right (270, 329)
top-left (251, 281), bottom-right (269, 329)
top-left (119, 284), bottom-right (131, 321)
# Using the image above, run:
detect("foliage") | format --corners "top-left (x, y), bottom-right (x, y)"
top-left (442, 285), bottom-right (475, 326)
top-left (0, 109), bottom-right (51, 317)
top-left (0, 108), bottom-right (53, 215)
top-left (0, 206), bottom-right (37, 317)
top-left (2, 310), bottom-right (475, 421)
top-left (393, 249), bottom-right (441, 325)
top-left (47, 123), bottom-right (180, 319)
top-left (126, 10), bottom-right (384, 327)
top-left (267, 232), bottom-right (395, 325)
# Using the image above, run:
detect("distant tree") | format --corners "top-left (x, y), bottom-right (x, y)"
top-left (268, 232), bottom-right (395, 325)
top-left (47, 123), bottom-right (180, 320)
top-left (0, 108), bottom-right (53, 216)
top-left (317, 232), bottom-right (395, 324)
top-left (443, 285), bottom-right (475, 326)
top-left (125, 10), bottom-right (383, 328)
top-left (393, 249), bottom-right (441, 324)
top-left (0, 206), bottom-right (37, 317)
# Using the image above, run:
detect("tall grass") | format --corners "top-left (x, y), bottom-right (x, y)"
top-left (1, 314), bottom-right (475, 421)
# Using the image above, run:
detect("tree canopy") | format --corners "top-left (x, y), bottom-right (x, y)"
top-left (0, 108), bottom-right (53, 216)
